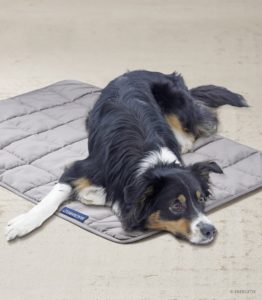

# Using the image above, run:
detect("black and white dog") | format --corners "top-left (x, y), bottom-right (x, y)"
top-left (5, 70), bottom-right (247, 244)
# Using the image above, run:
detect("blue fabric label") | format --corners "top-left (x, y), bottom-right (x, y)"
top-left (60, 207), bottom-right (89, 223)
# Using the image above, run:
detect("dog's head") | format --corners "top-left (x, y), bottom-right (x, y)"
top-left (123, 161), bottom-right (223, 245)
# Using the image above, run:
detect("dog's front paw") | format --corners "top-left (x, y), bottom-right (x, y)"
top-left (5, 213), bottom-right (41, 241)
top-left (180, 138), bottom-right (194, 154)
top-left (172, 129), bottom-right (195, 154)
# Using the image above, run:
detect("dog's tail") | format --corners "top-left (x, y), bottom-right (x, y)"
top-left (190, 85), bottom-right (248, 108)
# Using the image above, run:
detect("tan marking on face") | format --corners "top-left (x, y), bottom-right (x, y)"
top-left (178, 194), bottom-right (186, 204)
top-left (196, 190), bottom-right (201, 199)
top-left (146, 211), bottom-right (191, 237)
top-left (72, 177), bottom-right (92, 192)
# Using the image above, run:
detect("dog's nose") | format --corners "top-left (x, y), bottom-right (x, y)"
top-left (199, 222), bottom-right (216, 239)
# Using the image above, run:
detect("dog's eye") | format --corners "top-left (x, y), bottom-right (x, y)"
top-left (169, 200), bottom-right (185, 213)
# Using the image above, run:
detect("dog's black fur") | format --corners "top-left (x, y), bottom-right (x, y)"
top-left (60, 70), bottom-right (247, 243)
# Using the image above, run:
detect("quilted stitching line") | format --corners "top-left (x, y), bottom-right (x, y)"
top-left (93, 219), bottom-right (121, 224)
top-left (30, 137), bottom-right (87, 164)
top-left (25, 106), bottom-right (87, 138)
top-left (2, 137), bottom-right (87, 174)
top-left (229, 164), bottom-right (262, 180)
top-left (1, 111), bottom-right (89, 178)
top-left (0, 99), bottom-right (68, 124)
top-left (192, 151), bottom-right (261, 192)
top-left (8, 94), bottom-right (94, 145)
top-left (209, 180), bottom-right (234, 196)
top-left (3, 147), bottom-right (58, 178)
top-left (18, 89), bottom-right (98, 127)
top-left (192, 136), bottom-right (223, 152)
top-left (74, 90), bottom-right (101, 103)
top-left (222, 151), bottom-right (258, 169)
top-left (0, 89), bottom-right (99, 125)
top-left (219, 152), bottom-right (262, 180)
top-left (193, 148), bottom-right (258, 170)
top-left (190, 150), bottom-right (224, 165)
top-left (189, 152), bottom-right (256, 195)
top-left (1, 116), bottom-right (86, 149)
top-left (16, 96), bottom-right (88, 128)
top-left (206, 182), bottom-right (262, 212)
top-left (223, 152), bottom-right (262, 175)
top-left (49, 86), bottom-right (101, 106)
top-left (39, 103), bottom-right (87, 127)
top-left (24, 180), bottom-right (58, 194)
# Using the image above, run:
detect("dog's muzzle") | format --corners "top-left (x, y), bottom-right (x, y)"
top-left (189, 214), bottom-right (217, 245)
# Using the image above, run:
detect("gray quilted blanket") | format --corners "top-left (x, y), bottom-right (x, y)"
top-left (0, 80), bottom-right (261, 243)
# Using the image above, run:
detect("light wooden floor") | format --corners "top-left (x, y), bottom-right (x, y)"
top-left (0, 1), bottom-right (261, 299)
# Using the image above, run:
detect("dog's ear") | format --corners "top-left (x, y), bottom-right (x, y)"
top-left (191, 161), bottom-right (223, 179)
top-left (190, 161), bottom-right (223, 197)
top-left (122, 169), bottom-right (167, 230)
top-left (122, 180), bottom-right (155, 230)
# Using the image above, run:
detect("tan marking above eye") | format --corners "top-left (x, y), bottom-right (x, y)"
top-left (196, 190), bottom-right (201, 199)
top-left (146, 211), bottom-right (191, 237)
top-left (177, 194), bottom-right (186, 204)
top-left (72, 177), bottom-right (92, 191)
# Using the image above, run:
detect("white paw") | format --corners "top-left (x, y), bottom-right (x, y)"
top-left (77, 185), bottom-right (106, 206)
top-left (5, 213), bottom-right (41, 241)
top-left (171, 128), bottom-right (195, 154)
top-left (180, 139), bottom-right (194, 154)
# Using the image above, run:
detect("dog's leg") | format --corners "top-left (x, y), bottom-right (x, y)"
top-left (170, 126), bottom-right (195, 154)
top-left (60, 158), bottom-right (106, 206)
top-left (5, 183), bottom-right (72, 241)
top-left (72, 177), bottom-right (106, 206)
top-left (151, 80), bottom-right (196, 153)
top-left (165, 114), bottom-right (195, 153)
top-left (190, 85), bottom-right (248, 137)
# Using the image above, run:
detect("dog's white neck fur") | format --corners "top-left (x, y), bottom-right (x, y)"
top-left (137, 147), bottom-right (181, 176)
